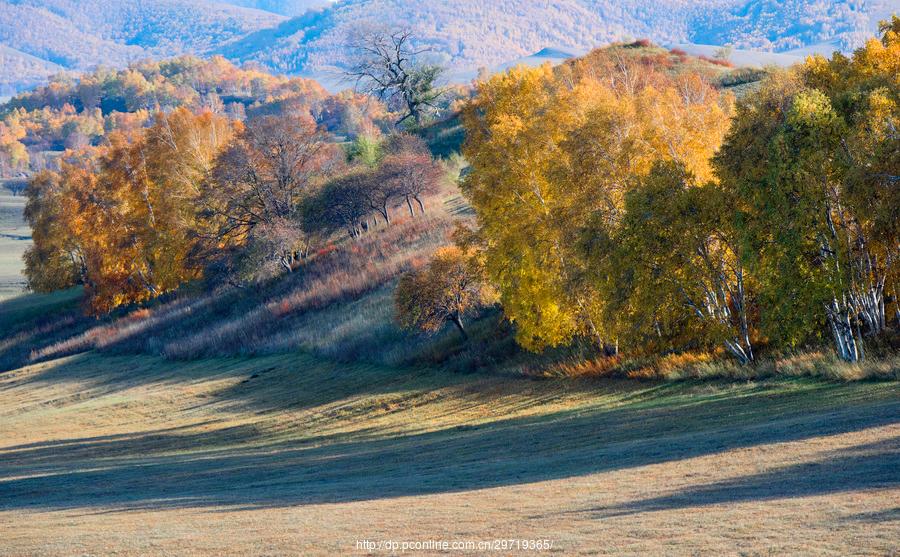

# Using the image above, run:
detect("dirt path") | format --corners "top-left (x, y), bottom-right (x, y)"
top-left (1, 353), bottom-right (897, 555)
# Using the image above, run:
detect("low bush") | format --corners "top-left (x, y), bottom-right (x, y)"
top-left (542, 349), bottom-right (900, 382)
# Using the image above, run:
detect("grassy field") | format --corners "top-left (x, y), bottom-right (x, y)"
top-left (0, 184), bottom-right (29, 300)
top-left (0, 349), bottom-right (897, 555)
top-left (0, 187), bottom-right (897, 555)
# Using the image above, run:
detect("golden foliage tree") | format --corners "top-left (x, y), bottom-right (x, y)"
top-left (714, 17), bottom-right (900, 361)
top-left (461, 60), bottom-right (733, 351)
top-left (395, 246), bottom-right (491, 340)
top-left (23, 108), bottom-right (234, 312)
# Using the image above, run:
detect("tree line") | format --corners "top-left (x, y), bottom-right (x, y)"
top-left (413, 19), bottom-right (898, 363)
top-left (23, 108), bottom-right (446, 313)
top-left (0, 55), bottom-right (391, 179)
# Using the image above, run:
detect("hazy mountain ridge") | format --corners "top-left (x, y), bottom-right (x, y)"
top-left (0, 0), bottom-right (894, 95)
top-left (219, 0), bottom-right (329, 16)
top-left (219, 0), bottom-right (895, 75)
top-left (0, 0), bottom-right (284, 94)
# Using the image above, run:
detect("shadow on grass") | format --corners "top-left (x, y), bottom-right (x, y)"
top-left (843, 507), bottom-right (900, 523)
top-left (0, 384), bottom-right (897, 513)
top-left (577, 435), bottom-right (899, 518)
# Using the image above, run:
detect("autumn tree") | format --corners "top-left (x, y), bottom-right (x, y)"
top-left (23, 169), bottom-right (85, 292)
top-left (461, 60), bottom-right (733, 352)
top-left (362, 168), bottom-right (403, 226)
top-left (395, 246), bottom-right (490, 340)
top-left (382, 131), bottom-right (430, 156)
top-left (0, 114), bottom-right (28, 177)
top-left (205, 114), bottom-right (340, 273)
top-left (714, 18), bottom-right (899, 360)
top-left (302, 170), bottom-right (374, 239)
top-left (380, 151), bottom-right (444, 216)
top-left (23, 109), bottom-right (234, 312)
top-left (346, 28), bottom-right (445, 127)
top-left (587, 162), bottom-right (755, 363)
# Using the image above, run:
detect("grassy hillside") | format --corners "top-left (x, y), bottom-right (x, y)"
top-left (0, 346), bottom-right (897, 554)
top-left (0, 195), bottom-right (460, 371)
top-left (0, 183), bottom-right (28, 300)
top-left (2, 187), bottom-right (896, 381)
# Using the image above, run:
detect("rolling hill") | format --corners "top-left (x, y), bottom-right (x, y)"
top-left (0, 0), bottom-right (895, 95)
top-left (220, 0), bottom-right (330, 15)
top-left (0, 0), bottom-right (285, 94)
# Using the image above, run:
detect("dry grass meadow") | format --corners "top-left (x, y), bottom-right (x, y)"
top-left (0, 183), bottom-right (28, 300)
top-left (1, 350), bottom-right (897, 555)
top-left (0, 189), bottom-right (897, 555)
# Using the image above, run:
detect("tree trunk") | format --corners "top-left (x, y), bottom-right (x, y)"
top-left (723, 339), bottom-right (751, 365)
top-left (450, 314), bottom-right (468, 341)
top-left (414, 195), bottom-right (426, 214)
top-left (406, 196), bottom-right (415, 217)
top-left (280, 256), bottom-right (293, 274)
top-left (827, 297), bottom-right (860, 362)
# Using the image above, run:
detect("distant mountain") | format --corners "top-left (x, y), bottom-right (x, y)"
top-left (0, 0), bottom-right (895, 95)
top-left (0, 0), bottom-right (284, 95)
top-left (219, 0), bottom-right (330, 16)
top-left (216, 0), bottom-right (896, 76)
top-left (0, 44), bottom-right (64, 97)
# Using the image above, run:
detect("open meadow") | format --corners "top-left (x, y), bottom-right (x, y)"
top-left (0, 343), bottom-right (898, 555)
top-left (0, 184), bottom-right (28, 300)
top-left (0, 183), bottom-right (898, 554)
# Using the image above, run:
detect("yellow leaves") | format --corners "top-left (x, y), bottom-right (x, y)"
top-left (23, 109), bottom-right (236, 314)
top-left (463, 56), bottom-right (732, 350)
top-left (395, 245), bottom-right (489, 337)
top-left (462, 51), bottom-right (736, 352)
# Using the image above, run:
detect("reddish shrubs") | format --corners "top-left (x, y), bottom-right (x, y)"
top-left (161, 215), bottom-right (456, 358)
top-left (698, 55), bottom-right (734, 68)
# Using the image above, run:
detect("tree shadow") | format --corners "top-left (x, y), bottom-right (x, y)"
top-left (843, 507), bottom-right (900, 523)
top-left (576, 435), bottom-right (899, 518)
top-left (1, 391), bottom-right (896, 513)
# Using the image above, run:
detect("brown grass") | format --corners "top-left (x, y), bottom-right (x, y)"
top-left (23, 207), bottom-right (457, 364)
top-left (0, 352), bottom-right (897, 555)
top-left (544, 350), bottom-right (900, 382)
top-left (698, 54), bottom-right (735, 67)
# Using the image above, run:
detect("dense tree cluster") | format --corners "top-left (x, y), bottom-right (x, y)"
top-left (460, 19), bottom-right (900, 362)
top-left (22, 103), bottom-right (447, 312)
top-left (24, 109), bottom-right (234, 312)
top-left (0, 56), bottom-right (389, 179)
top-left (462, 50), bottom-right (733, 352)
top-left (713, 17), bottom-right (900, 361)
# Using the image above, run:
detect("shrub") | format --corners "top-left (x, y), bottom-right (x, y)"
top-left (395, 246), bottom-right (491, 340)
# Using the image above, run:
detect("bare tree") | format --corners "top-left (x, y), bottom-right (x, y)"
top-left (207, 115), bottom-right (338, 240)
top-left (203, 114), bottom-right (341, 272)
top-left (381, 151), bottom-right (444, 215)
top-left (346, 28), bottom-right (445, 127)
